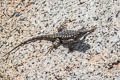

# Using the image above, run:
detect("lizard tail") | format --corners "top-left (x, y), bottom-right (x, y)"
top-left (4, 36), bottom-right (42, 60)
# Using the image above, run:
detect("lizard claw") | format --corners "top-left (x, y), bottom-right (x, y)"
top-left (45, 46), bottom-right (54, 55)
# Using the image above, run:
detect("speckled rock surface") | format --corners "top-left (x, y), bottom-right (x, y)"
top-left (0, 0), bottom-right (120, 80)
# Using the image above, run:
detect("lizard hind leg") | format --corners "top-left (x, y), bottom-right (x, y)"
top-left (57, 20), bottom-right (68, 32)
top-left (46, 38), bottom-right (61, 55)
top-left (52, 38), bottom-right (61, 49)
top-left (57, 24), bottom-right (66, 32)
top-left (57, 19), bottom-right (75, 32)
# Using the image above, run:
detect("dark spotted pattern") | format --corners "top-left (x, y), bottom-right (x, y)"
top-left (5, 27), bottom-right (96, 58)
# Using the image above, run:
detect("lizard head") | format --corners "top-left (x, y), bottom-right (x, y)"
top-left (77, 27), bottom-right (96, 37)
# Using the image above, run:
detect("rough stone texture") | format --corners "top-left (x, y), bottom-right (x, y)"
top-left (0, 0), bottom-right (120, 80)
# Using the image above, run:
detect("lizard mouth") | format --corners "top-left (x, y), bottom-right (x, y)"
top-left (89, 27), bottom-right (97, 33)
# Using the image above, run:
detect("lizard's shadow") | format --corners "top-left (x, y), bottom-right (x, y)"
top-left (62, 34), bottom-right (91, 52)
top-left (73, 40), bottom-right (90, 52)
top-left (62, 40), bottom-right (90, 52)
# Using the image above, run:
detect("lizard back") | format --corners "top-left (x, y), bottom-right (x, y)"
top-left (53, 30), bottom-right (78, 40)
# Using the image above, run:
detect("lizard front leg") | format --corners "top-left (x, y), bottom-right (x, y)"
top-left (63, 39), bottom-right (78, 52)
top-left (68, 39), bottom-right (76, 52)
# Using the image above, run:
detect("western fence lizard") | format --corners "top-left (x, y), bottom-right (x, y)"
top-left (5, 21), bottom-right (96, 60)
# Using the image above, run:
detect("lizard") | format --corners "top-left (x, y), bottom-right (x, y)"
top-left (4, 20), bottom-right (96, 60)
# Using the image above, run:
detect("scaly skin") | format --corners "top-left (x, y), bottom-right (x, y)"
top-left (5, 27), bottom-right (96, 60)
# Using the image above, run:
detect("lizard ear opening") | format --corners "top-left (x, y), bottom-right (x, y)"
top-left (77, 27), bottom-right (86, 33)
